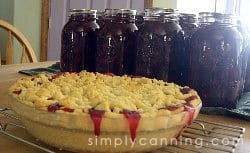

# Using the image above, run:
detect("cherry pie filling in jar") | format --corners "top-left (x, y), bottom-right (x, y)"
top-left (60, 9), bottom-right (99, 72)
top-left (189, 12), bottom-right (245, 109)
top-left (95, 9), bottom-right (138, 76)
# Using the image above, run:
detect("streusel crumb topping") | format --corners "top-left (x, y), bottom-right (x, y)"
top-left (9, 71), bottom-right (201, 117)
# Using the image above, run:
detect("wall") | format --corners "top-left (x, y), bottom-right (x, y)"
top-left (0, 0), bottom-right (14, 60)
top-left (0, 0), bottom-right (41, 63)
top-left (13, 0), bottom-right (41, 63)
top-left (153, 0), bottom-right (177, 8)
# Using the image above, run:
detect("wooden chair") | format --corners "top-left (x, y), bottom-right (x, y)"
top-left (0, 19), bottom-right (37, 65)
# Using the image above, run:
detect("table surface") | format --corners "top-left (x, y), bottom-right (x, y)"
top-left (0, 62), bottom-right (249, 153)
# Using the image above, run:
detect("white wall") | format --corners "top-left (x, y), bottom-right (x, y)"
top-left (0, 0), bottom-right (41, 63)
top-left (0, 0), bottom-right (14, 60)
top-left (153, 0), bottom-right (177, 8)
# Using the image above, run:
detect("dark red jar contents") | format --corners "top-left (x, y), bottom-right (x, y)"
top-left (244, 56), bottom-right (250, 92)
top-left (61, 9), bottom-right (99, 72)
top-left (238, 20), bottom-right (250, 93)
top-left (121, 110), bottom-right (141, 142)
top-left (157, 10), bottom-right (186, 85)
top-left (89, 109), bottom-right (105, 136)
top-left (189, 13), bottom-right (245, 109)
top-left (96, 9), bottom-right (138, 76)
top-left (179, 14), bottom-right (199, 86)
top-left (135, 19), bottom-right (170, 81)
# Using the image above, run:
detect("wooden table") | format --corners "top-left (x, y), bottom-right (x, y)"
top-left (0, 62), bottom-right (249, 153)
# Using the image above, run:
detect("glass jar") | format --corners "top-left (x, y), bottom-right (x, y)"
top-left (238, 20), bottom-right (250, 92)
top-left (189, 12), bottom-right (244, 108)
top-left (179, 13), bottom-right (199, 39)
top-left (161, 9), bottom-right (186, 85)
top-left (96, 9), bottom-right (138, 75)
top-left (61, 9), bottom-right (99, 72)
top-left (96, 11), bottom-right (105, 29)
top-left (135, 9), bottom-right (170, 81)
top-left (179, 13), bottom-right (199, 86)
top-left (135, 13), bottom-right (144, 30)
top-left (245, 53), bottom-right (250, 91)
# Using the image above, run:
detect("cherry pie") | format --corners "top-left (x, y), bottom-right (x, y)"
top-left (8, 71), bottom-right (201, 152)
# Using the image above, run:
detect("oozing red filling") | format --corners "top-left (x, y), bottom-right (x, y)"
top-left (175, 125), bottom-right (187, 139)
top-left (13, 89), bottom-right (22, 95)
top-left (184, 95), bottom-right (197, 125)
top-left (180, 87), bottom-right (192, 94)
top-left (89, 109), bottom-right (105, 136)
top-left (121, 110), bottom-right (141, 142)
top-left (184, 105), bottom-right (195, 125)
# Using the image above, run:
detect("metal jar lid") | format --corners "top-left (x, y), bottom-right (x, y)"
top-left (69, 9), bottom-right (97, 18)
top-left (104, 9), bottom-right (136, 18)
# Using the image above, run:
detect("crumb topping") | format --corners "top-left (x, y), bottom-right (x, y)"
top-left (9, 71), bottom-right (201, 117)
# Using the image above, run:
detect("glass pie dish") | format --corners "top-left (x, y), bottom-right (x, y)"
top-left (7, 72), bottom-right (202, 153)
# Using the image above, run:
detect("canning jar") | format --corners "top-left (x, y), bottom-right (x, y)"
top-left (189, 12), bottom-right (244, 108)
top-left (61, 9), bottom-right (99, 72)
top-left (135, 9), bottom-right (170, 81)
top-left (245, 54), bottom-right (250, 92)
top-left (135, 13), bottom-right (144, 30)
top-left (179, 13), bottom-right (199, 39)
top-left (96, 9), bottom-right (138, 75)
top-left (238, 20), bottom-right (250, 92)
top-left (161, 9), bottom-right (186, 85)
top-left (96, 11), bottom-right (105, 29)
top-left (179, 13), bottom-right (199, 86)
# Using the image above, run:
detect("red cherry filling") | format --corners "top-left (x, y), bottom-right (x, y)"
top-left (129, 75), bottom-right (142, 78)
top-left (47, 103), bottom-right (74, 113)
top-left (121, 110), bottom-right (141, 142)
top-left (180, 87), bottom-right (192, 94)
top-left (175, 125), bottom-right (187, 139)
top-left (165, 105), bottom-right (180, 111)
top-left (62, 107), bottom-right (74, 112)
top-left (13, 89), bottom-right (22, 95)
top-left (184, 105), bottom-right (195, 125)
top-left (37, 82), bottom-right (42, 85)
top-left (185, 95), bottom-right (197, 103)
top-left (47, 102), bottom-right (61, 112)
top-left (184, 95), bottom-right (197, 125)
top-left (104, 73), bottom-right (115, 76)
top-left (50, 72), bottom-right (64, 80)
top-left (158, 105), bottom-right (182, 111)
top-left (89, 109), bottom-right (105, 136)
